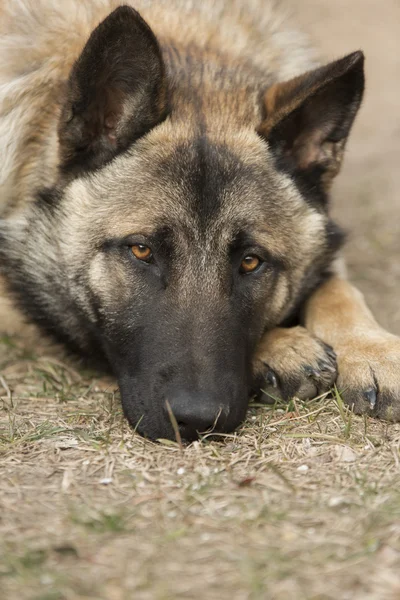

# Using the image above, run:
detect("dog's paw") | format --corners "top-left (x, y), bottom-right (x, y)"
top-left (335, 333), bottom-right (400, 420)
top-left (252, 326), bottom-right (337, 403)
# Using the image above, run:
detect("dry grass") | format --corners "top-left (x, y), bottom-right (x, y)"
top-left (2, 2), bottom-right (399, 598)
top-left (1, 334), bottom-right (400, 600)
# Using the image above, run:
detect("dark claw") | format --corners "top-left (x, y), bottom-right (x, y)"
top-left (322, 344), bottom-right (337, 361)
top-left (265, 370), bottom-right (278, 388)
top-left (364, 388), bottom-right (377, 410)
top-left (304, 365), bottom-right (321, 379)
top-left (318, 359), bottom-right (337, 373)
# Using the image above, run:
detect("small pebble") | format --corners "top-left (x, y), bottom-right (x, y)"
top-left (99, 477), bottom-right (113, 485)
top-left (177, 467), bottom-right (185, 475)
top-left (334, 445), bottom-right (357, 463)
top-left (297, 464), bottom-right (309, 473)
top-left (328, 496), bottom-right (348, 508)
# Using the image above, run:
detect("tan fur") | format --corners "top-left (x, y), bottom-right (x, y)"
top-left (0, 0), bottom-right (315, 219)
top-left (1, 0), bottom-right (400, 427)
top-left (252, 258), bottom-right (400, 419)
top-left (253, 325), bottom-right (337, 401)
top-left (304, 277), bottom-right (400, 419)
top-left (0, 0), bottom-right (310, 336)
top-left (57, 127), bottom-right (327, 325)
top-left (0, 1), bottom-right (323, 338)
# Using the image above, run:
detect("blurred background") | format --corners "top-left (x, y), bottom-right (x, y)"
top-left (288, 0), bottom-right (400, 334)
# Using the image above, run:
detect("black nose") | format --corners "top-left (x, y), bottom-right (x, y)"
top-left (165, 390), bottom-right (227, 441)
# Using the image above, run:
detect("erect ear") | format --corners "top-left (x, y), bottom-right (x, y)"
top-left (258, 51), bottom-right (364, 195)
top-left (58, 6), bottom-right (168, 176)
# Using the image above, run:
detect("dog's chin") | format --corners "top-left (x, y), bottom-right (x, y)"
top-left (120, 394), bottom-right (247, 443)
top-left (120, 401), bottom-right (167, 442)
top-left (121, 404), bottom-right (209, 443)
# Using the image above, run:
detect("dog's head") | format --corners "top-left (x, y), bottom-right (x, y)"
top-left (3, 6), bottom-right (364, 441)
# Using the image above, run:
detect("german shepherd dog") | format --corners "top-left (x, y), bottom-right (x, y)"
top-left (1, 0), bottom-right (400, 441)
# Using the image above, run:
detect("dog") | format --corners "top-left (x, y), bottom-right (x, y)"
top-left (1, 0), bottom-right (399, 441)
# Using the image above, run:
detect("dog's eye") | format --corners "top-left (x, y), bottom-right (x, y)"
top-left (240, 255), bottom-right (261, 274)
top-left (131, 244), bottom-right (153, 263)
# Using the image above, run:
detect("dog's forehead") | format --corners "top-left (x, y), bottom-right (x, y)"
top-left (70, 124), bottom-right (308, 248)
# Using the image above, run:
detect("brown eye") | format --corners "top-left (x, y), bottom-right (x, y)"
top-left (131, 244), bottom-right (153, 262)
top-left (240, 255), bottom-right (261, 274)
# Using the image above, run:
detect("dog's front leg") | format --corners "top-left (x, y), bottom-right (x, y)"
top-left (304, 276), bottom-right (400, 419)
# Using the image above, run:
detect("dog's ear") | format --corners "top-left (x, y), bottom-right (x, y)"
top-left (258, 51), bottom-right (364, 197)
top-left (58, 6), bottom-right (167, 176)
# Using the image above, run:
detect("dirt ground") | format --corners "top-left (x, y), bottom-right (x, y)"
top-left (1, 2), bottom-right (400, 600)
